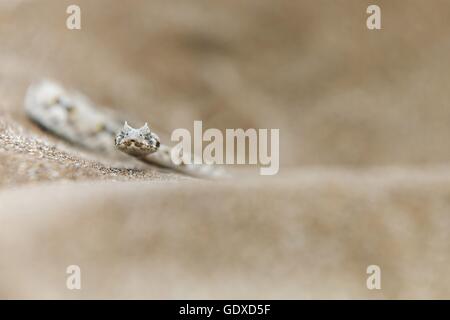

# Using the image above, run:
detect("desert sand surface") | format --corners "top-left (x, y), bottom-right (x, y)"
top-left (0, 0), bottom-right (450, 299)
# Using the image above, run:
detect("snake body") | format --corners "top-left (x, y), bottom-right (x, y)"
top-left (24, 80), bottom-right (225, 178)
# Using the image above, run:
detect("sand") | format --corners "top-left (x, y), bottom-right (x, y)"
top-left (0, 0), bottom-right (449, 299)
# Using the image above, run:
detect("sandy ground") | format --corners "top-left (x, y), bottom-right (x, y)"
top-left (1, 0), bottom-right (450, 299)
top-left (1, 170), bottom-right (450, 299)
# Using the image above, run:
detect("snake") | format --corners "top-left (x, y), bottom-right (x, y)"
top-left (24, 80), bottom-right (225, 178)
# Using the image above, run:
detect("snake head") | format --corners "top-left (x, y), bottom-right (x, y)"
top-left (115, 122), bottom-right (160, 156)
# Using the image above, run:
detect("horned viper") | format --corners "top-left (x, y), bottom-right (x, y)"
top-left (24, 80), bottom-right (224, 178)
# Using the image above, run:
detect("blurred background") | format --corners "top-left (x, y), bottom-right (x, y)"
top-left (2, 0), bottom-right (450, 167)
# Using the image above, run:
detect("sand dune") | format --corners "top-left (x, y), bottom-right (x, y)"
top-left (1, 170), bottom-right (450, 299)
top-left (1, 0), bottom-right (450, 299)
